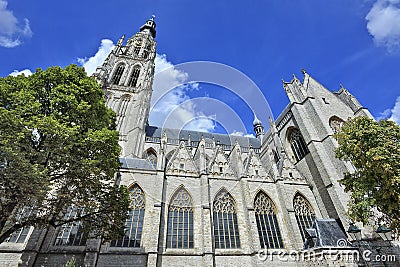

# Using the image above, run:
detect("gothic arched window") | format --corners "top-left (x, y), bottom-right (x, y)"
top-left (133, 39), bottom-right (142, 56)
top-left (54, 206), bottom-right (86, 246)
top-left (142, 43), bottom-right (152, 59)
top-left (213, 190), bottom-right (240, 249)
top-left (288, 128), bottom-right (309, 162)
top-left (254, 192), bottom-right (284, 249)
top-left (128, 66), bottom-right (141, 87)
top-left (111, 64), bottom-right (125, 85)
top-left (166, 188), bottom-right (194, 249)
top-left (145, 149), bottom-right (157, 169)
top-left (111, 185), bottom-right (145, 247)
top-left (329, 116), bottom-right (345, 134)
top-left (293, 194), bottom-right (315, 241)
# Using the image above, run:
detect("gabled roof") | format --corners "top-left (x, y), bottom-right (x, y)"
top-left (145, 125), bottom-right (261, 148)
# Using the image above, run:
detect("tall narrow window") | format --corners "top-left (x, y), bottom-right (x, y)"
top-left (128, 66), bottom-right (141, 87)
top-left (111, 185), bottom-right (145, 247)
top-left (5, 206), bottom-right (31, 243)
top-left (111, 64), bottom-right (125, 85)
top-left (134, 46), bottom-right (141, 55)
top-left (133, 40), bottom-right (142, 56)
top-left (213, 190), bottom-right (240, 249)
top-left (293, 194), bottom-right (315, 242)
top-left (146, 149), bottom-right (157, 169)
top-left (143, 44), bottom-right (151, 59)
top-left (166, 187), bottom-right (194, 249)
top-left (254, 192), bottom-right (284, 249)
top-left (54, 206), bottom-right (86, 246)
top-left (289, 128), bottom-right (309, 162)
top-left (116, 94), bottom-right (131, 130)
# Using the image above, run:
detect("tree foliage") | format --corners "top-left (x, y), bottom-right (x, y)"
top-left (335, 116), bottom-right (400, 230)
top-left (0, 65), bottom-right (130, 244)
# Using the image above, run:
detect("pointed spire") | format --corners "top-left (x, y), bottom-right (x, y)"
top-left (117, 34), bottom-right (125, 46)
top-left (140, 16), bottom-right (157, 38)
top-left (253, 112), bottom-right (262, 126)
top-left (269, 116), bottom-right (278, 133)
top-left (268, 116), bottom-right (274, 126)
top-left (252, 111), bottom-right (264, 139)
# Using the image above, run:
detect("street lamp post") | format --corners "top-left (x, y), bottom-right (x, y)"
top-left (347, 223), bottom-right (394, 267)
top-left (347, 223), bottom-right (362, 242)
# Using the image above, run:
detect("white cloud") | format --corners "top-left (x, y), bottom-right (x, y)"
top-left (77, 41), bottom-right (215, 132)
top-left (366, 0), bottom-right (400, 52)
top-left (0, 1), bottom-right (32, 48)
top-left (9, 69), bottom-right (32, 76)
top-left (230, 130), bottom-right (255, 138)
top-left (377, 96), bottom-right (400, 124)
top-left (77, 39), bottom-right (115, 75)
top-left (389, 96), bottom-right (400, 124)
top-left (149, 54), bottom-right (215, 132)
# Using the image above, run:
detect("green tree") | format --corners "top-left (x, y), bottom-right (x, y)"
top-left (335, 116), bottom-right (400, 231)
top-left (0, 65), bottom-right (130, 244)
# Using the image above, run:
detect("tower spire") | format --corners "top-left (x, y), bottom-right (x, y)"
top-left (253, 112), bottom-right (265, 139)
top-left (94, 18), bottom-right (157, 157)
top-left (140, 16), bottom-right (157, 38)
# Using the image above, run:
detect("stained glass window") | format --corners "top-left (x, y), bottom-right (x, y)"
top-left (146, 150), bottom-right (157, 169)
top-left (254, 192), bottom-right (284, 249)
top-left (111, 64), bottom-right (125, 85)
top-left (111, 185), bottom-right (145, 247)
top-left (166, 188), bottom-right (194, 249)
top-left (128, 66), bottom-right (140, 87)
top-left (54, 206), bottom-right (86, 246)
top-left (213, 190), bottom-right (240, 249)
top-left (289, 129), bottom-right (309, 162)
top-left (5, 206), bottom-right (31, 243)
top-left (293, 194), bottom-right (315, 241)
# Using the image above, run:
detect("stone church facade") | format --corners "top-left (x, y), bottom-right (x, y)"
top-left (1, 18), bottom-right (385, 267)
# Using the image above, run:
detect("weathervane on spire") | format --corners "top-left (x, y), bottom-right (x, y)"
top-left (151, 15), bottom-right (155, 20)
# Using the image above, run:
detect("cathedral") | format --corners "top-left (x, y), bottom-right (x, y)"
top-left (1, 17), bottom-right (395, 267)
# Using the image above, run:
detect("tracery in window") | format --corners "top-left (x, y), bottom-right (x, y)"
top-left (111, 64), bottom-right (125, 85)
top-left (54, 206), bottom-right (86, 246)
top-left (146, 149), bottom-right (157, 169)
top-left (254, 191), bottom-right (284, 249)
top-left (111, 185), bottom-right (145, 247)
top-left (329, 116), bottom-right (345, 134)
top-left (293, 194), bottom-right (315, 242)
top-left (213, 190), bottom-right (240, 249)
top-left (128, 66), bottom-right (141, 87)
top-left (166, 187), bottom-right (194, 249)
top-left (288, 128), bottom-right (309, 162)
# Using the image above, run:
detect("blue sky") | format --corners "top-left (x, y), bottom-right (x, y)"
top-left (1, 0), bottom-right (400, 135)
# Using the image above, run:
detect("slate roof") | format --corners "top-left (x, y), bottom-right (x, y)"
top-left (120, 157), bottom-right (156, 171)
top-left (306, 219), bottom-right (348, 248)
top-left (145, 125), bottom-right (261, 148)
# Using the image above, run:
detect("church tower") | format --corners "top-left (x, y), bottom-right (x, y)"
top-left (94, 17), bottom-right (157, 158)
